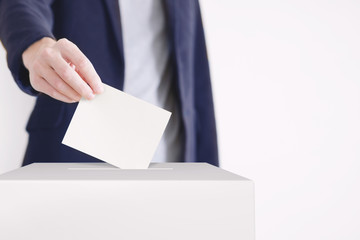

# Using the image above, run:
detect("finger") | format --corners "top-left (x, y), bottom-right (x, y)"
top-left (39, 65), bottom-right (81, 102)
top-left (49, 53), bottom-right (95, 100)
top-left (56, 38), bottom-right (103, 94)
top-left (35, 77), bottom-right (75, 103)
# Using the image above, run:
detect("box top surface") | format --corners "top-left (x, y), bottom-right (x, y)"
top-left (0, 163), bottom-right (250, 181)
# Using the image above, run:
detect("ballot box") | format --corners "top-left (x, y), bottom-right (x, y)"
top-left (0, 162), bottom-right (255, 240)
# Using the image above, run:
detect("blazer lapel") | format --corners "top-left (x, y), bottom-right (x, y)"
top-left (103, 0), bottom-right (125, 88)
top-left (103, 0), bottom-right (124, 54)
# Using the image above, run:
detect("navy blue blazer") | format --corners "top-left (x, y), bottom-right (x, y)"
top-left (0, 0), bottom-right (219, 167)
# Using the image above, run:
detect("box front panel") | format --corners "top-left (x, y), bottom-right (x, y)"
top-left (0, 180), bottom-right (254, 240)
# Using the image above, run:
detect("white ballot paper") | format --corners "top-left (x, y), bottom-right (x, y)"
top-left (62, 84), bottom-right (171, 169)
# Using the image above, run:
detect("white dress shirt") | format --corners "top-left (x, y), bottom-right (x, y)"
top-left (119, 0), bottom-right (183, 162)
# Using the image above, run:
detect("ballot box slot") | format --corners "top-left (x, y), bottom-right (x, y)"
top-left (67, 168), bottom-right (173, 171)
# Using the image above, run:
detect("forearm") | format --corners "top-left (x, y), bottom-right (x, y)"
top-left (0, 0), bottom-right (55, 95)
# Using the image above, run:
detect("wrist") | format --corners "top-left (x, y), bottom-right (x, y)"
top-left (22, 37), bottom-right (56, 70)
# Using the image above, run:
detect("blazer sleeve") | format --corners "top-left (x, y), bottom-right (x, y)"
top-left (0, 0), bottom-right (55, 95)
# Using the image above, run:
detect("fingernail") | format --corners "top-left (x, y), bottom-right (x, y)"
top-left (98, 83), bottom-right (104, 93)
top-left (94, 78), bottom-right (104, 94)
top-left (87, 92), bottom-right (95, 100)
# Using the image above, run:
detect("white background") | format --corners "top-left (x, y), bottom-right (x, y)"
top-left (1, 0), bottom-right (360, 239)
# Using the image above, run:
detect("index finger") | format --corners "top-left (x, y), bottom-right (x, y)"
top-left (57, 39), bottom-right (104, 94)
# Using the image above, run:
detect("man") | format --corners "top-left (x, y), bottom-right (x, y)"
top-left (0, 0), bottom-right (219, 167)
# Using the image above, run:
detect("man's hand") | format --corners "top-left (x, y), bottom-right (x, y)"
top-left (22, 37), bottom-right (104, 103)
